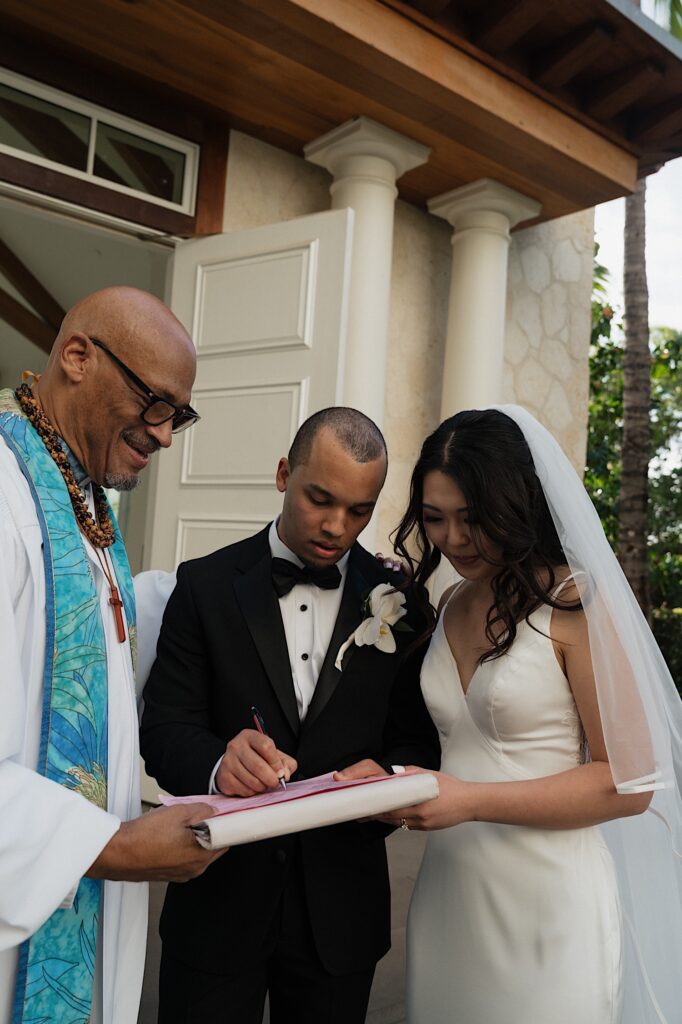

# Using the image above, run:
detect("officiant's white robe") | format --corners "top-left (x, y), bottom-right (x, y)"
top-left (0, 438), bottom-right (148, 1024)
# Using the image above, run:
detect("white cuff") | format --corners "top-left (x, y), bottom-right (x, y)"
top-left (59, 880), bottom-right (79, 910)
top-left (209, 757), bottom-right (224, 795)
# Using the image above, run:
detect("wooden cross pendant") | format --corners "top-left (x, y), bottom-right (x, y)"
top-left (109, 585), bottom-right (126, 643)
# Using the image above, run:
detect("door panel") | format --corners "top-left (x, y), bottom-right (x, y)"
top-left (143, 208), bottom-right (353, 570)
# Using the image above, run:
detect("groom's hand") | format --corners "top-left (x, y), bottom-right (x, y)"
top-left (216, 729), bottom-right (297, 797)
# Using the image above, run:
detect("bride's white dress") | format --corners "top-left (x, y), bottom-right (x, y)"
top-left (407, 591), bottom-right (623, 1023)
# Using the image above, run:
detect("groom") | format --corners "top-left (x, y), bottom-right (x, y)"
top-left (140, 406), bottom-right (439, 1024)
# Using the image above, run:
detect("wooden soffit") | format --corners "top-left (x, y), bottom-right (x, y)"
top-left (2, 0), bottom-right (673, 224)
top-left (396, 0), bottom-right (682, 175)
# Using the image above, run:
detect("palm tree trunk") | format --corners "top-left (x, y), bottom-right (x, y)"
top-left (618, 175), bottom-right (651, 616)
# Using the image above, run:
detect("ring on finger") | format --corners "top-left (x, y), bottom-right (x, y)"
top-left (400, 817), bottom-right (409, 831)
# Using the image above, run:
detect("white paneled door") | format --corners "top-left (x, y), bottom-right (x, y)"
top-left (143, 208), bottom-right (354, 570)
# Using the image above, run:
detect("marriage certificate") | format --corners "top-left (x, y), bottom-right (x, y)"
top-left (159, 771), bottom-right (439, 849)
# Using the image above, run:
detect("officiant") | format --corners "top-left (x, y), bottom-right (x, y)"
top-left (0, 287), bottom-right (226, 1024)
top-left (140, 407), bottom-right (440, 1024)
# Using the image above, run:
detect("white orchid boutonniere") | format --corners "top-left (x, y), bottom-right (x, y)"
top-left (334, 582), bottom-right (412, 671)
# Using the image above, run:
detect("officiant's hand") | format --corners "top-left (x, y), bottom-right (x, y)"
top-left (216, 729), bottom-right (297, 797)
top-left (87, 803), bottom-right (227, 882)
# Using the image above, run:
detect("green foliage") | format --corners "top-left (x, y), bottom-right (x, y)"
top-left (654, 0), bottom-right (682, 39)
top-left (586, 257), bottom-right (682, 686)
top-left (586, 297), bottom-right (620, 544)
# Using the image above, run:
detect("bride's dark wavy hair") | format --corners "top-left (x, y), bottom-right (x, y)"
top-left (393, 409), bottom-right (580, 661)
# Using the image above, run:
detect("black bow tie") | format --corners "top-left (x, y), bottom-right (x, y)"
top-left (271, 557), bottom-right (342, 598)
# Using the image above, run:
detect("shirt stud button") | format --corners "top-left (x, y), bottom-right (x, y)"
top-left (301, 653), bottom-right (309, 661)
top-left (300, 604), bottom-right (308, 612)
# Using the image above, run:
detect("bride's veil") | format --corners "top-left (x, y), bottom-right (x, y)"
top-left (495, 403), bottom-right (682, 1023)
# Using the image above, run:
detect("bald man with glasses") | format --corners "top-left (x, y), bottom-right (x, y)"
top-left (89, 337), bottom-right (200, 436)
top-left (0, 287), bottom-right (225, 1024)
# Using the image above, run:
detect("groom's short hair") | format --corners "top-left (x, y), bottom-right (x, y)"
top-left (288, 407), bottom-right (387, 471)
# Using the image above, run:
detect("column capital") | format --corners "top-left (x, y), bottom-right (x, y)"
top-left (304, 116), bottom-right (430, 182)
top-left (428, 178), bottom-right (541, 231)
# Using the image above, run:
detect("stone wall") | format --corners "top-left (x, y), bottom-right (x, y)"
top-left (504, 209), bottom-right (594, 472)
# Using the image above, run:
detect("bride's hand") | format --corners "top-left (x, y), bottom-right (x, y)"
top-left (375, 771), bottom-right (476, 831)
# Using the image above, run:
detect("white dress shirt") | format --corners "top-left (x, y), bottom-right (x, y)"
top-left (269, 519), bottom-right (349, 722)
top-left (209, 520), bottom-right (349, 793)
top-left (270, 525), bottom-right (404, 777)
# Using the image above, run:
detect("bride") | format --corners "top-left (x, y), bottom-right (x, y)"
top-left (381, 406), bottom-right (682, 1024)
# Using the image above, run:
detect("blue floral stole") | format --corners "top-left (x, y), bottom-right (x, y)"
top-left (0, 390), bottom-right (136, 1024)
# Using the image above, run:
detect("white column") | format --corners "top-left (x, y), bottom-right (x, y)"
top-left (305, 117), bottom-right (430, 427)
top-left (428, 179), bottom-right (541, 418)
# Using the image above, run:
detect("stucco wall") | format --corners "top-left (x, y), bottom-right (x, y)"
top-left (222, 130), bottom-right (329, 231)
top-left (376, 201), bottom-right (450, 548)
top-left (221, 130), bottom-right (593, 551)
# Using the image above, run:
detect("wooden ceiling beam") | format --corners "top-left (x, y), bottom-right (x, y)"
top-left (0, 0), bottom-right (638, 213)
top-left (0, 238), bottom-right (65, 331)
top-left (586, 59), bottom-right (664, 121)
top-left (533, 22), bottom-right (614, 90)
top-left (180, 26), bottom-right (578, 210)
top-left (384, 0), bottom-right (472, 42)
top-left (404, 0), bottom-right (451, 16)
top-left (194, 0), bottom-right (636, 192)
top-left (473, 0), bottom-right (547, 55)
top-left (631, 95), bottom-right (682, 144)
top-left (0, 286), bottom-right (55, 353)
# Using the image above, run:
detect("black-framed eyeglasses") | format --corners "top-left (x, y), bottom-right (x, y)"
top-left (90, 337), bottom-right (200, 434)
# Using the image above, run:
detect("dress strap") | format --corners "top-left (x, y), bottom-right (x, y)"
top-left (549, 570), bottom-right (591, 604)
top-left (550, 574), bottom-right (574, 600)
top-left (440, 576), bottom-right (467, 611)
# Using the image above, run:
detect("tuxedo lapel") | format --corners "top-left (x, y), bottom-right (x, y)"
top-left (303, 549), bottom-right (370, 732)
top-left (232, 536), bottom-right (300, 738)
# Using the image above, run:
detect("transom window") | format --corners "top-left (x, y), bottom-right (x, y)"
top-left (0, 68), bottom-right (198, 214)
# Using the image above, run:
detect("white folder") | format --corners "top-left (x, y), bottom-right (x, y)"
top-left (177, 773), bottom-right (439, 850)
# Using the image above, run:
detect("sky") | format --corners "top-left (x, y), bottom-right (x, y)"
top-left (593, 0), bottom-right (682, 333)
top-left (594, 158), bottom-right (682, 332)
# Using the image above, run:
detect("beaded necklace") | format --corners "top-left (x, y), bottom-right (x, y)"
top-left (15, 382), bottom-right (115, 548)
top-left (15, 383), bottom-right (126, 643)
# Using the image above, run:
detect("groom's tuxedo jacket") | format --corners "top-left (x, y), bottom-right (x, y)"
top-left (140, 526), bottom-right (439, 977)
